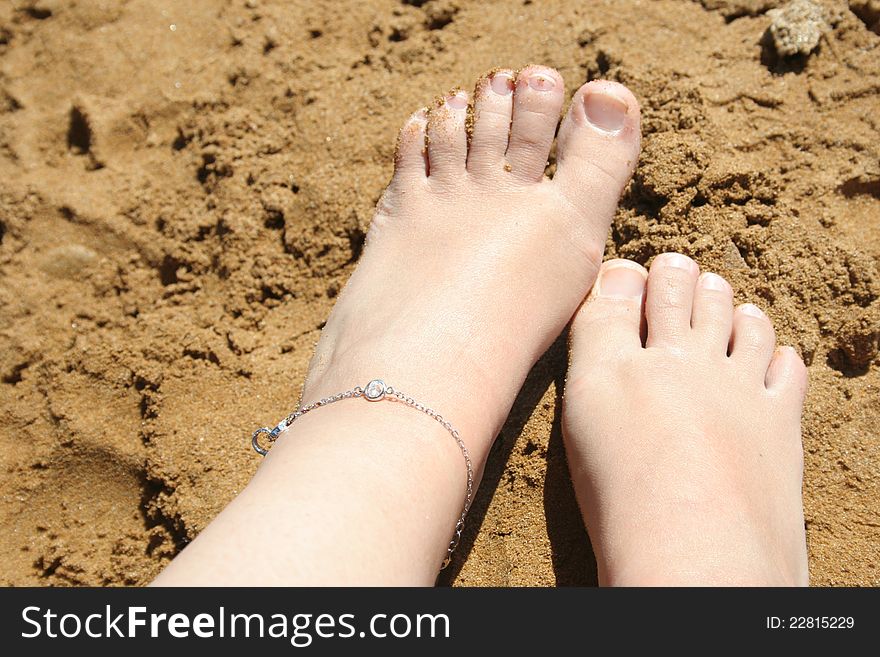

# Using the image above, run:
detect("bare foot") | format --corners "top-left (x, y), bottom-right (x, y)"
top-left (563, 255), bottom-right (809, 586)
top-left (303, 68), bottom-right (641, 443)
top-left (154, 68), bottom-right (642, 585)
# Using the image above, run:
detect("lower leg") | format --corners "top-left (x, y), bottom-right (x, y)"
top-left (155, 401), bottom-right (469, 585)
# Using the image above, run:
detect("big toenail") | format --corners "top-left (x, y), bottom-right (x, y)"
top-left (583, 91), bottom-right (628, 133)
top-left (656, 253), bottom-right (696, 272)
top-left (490, 73), bottom-right (514, 95)
top-left (446, 93), bottom-right (468, 110)
top-left (598, 265), bottom-right (645, 300)
top-left (740, 303), bottom-right (766, 318)
top-left (527, 73), bottom-right (556, 92)
top-left (700, 273), bottom-right (730, 292)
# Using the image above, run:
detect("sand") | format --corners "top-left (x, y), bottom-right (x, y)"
top-left (0, 0), bottom-right (878, 586)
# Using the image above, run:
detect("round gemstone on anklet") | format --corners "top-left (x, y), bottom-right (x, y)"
top-left (364, 379), bottom-right (386, 401)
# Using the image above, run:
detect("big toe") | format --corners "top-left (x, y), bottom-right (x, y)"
top-left (569, 259), bottom-right (647, 372)
top-left (554, 80), bottom-right (641, 244)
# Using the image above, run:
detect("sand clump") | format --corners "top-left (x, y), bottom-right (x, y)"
top-left (767, 0), bottom-right (830, 56)
top-left (0, 0), bottom-right (878, 586)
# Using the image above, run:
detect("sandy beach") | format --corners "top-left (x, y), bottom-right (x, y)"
top-left (0, 0), bottom-right (878, 585)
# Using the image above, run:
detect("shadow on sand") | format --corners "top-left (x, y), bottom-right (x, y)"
top-left (437, 334), bottom-right (598, 586)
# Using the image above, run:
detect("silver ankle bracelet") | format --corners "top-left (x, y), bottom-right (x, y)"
top-left (251, 379), bottom-right (474, 570)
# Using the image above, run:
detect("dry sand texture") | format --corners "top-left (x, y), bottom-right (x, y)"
top-left (0, 0), bottom-right (878, 586)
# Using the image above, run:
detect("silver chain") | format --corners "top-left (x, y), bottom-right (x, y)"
top-left (251, 379), bottom-right (473, 570)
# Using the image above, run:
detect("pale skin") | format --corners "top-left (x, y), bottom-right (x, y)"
top-left (153, 66), bottom-right (808, 586)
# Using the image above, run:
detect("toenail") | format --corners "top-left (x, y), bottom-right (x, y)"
top-left (583, 90), bottom-right (628, 133)
top-left (490, 73), bottom-right (514, 96)
top-left (700, 273), bottom-right (731, 293)
top-left (446, 92), bottom-right (468, 110)
top-left (655, 253), bottom-right (697, 272)
top-left (527, 73), bottom-right (556, 92)
top-left (597, 264), bottom-right (646, 300)
top-left (739, 303), bottom-right (766, 319)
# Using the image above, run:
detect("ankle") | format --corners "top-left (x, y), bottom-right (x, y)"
top-left (301, 341), bottom-right (517, 455)
top-left (261, 396), bottom-right (474, 578)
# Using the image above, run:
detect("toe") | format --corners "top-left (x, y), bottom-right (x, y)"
top-left (426, 90), bottom-right (469, 182)
top-left (644, 253), bottom-right (700, 348)
top-left (730, 303), bottom-right (776, 376)
top-left (691, 272), bottom-right (734, 356)
top-left (553, 80), bottom-right (641, 236)
top-left (393, 108), bottom-right (429, 178)
top-left (504, 65), bottom-right (565, 182)
top-left (765, 346), bottom-right (809, 399)
top-left (570, 259), bottom-right (647, 361)
top-left (467, 70), bottom-right (514, 175)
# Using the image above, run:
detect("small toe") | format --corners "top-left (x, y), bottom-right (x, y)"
top-left (393, 108), bottom-right (429, 178)
top-left (505, 65), bottom-right (565, 182)
top-left (691, 272), bottom-right (734, 356)
top-left (765, 346), bottom-right (808, 399)
top-left (730, 303), bottom-right (776, 375)
top-left (645, 253), bottom-right (700, 348)
top-left (468, 70), bottom-right (515, 175)
top-left (426, 90), bottom-right (469, 182)
top-left (570, 259), bottom-right (648, 362)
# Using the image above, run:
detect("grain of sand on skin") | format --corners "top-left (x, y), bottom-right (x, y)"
top-left (0, 0), bottom-right (878, 586)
